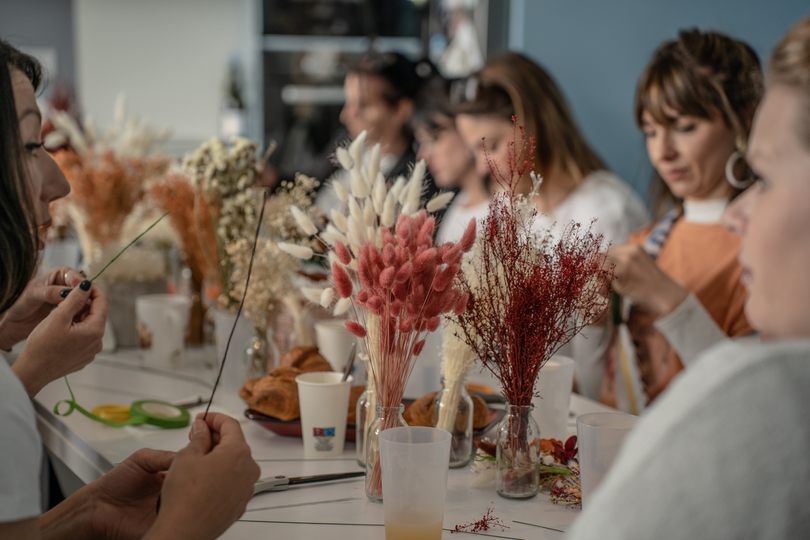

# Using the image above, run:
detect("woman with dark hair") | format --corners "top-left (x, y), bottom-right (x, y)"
top-left (317, 51), bottom-right (438, 214)
top-left (0, 39), bottom-right (259, 539)
top-left (568, 17), bottom-right (810, 537)
top-left (412, 75), bottom-right (489, 243)
top-left (601, 30), bottom-right (763, 412)
top-left (456, 52), bottom-right (648, 398)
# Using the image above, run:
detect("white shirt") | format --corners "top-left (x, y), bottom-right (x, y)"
top-left (566, 337), bottom-right (810, 539)
top-left (536, 170), bottom-right (648, 398)
top-left (436, 191), bottom-right (490, 244)
top-left (532, 170), bottom-right (648, 246)
top-left (0, 355), bottom-right (42, 523)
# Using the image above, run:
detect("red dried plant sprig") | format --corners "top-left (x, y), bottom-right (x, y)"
top-left (485, 115), bottom-right (536, 193)
top-left (336, 210), bottom-right (475, 498)
top-left (451, 507), bottom-right (509, 533)
top-left (451, 121), bottom-right (613, 408)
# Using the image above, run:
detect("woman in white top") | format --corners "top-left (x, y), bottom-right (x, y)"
top-left (0, 40), bottom-right (259, 540)
top-left (456, 52), bottom-right (648, 397)
top-left (567, 16), bottom-right (810, 538)
top-left (412, 75), bottom-right (490, 243)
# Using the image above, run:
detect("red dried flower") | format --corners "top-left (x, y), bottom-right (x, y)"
top-left (451, 119), bottom-right (613, 407)
top-left (345, 321), bottom-right (367, 338)
top-left (334, 240), bottom-right (352, 265)
top-left (332, 262), bottom-right (353, 298)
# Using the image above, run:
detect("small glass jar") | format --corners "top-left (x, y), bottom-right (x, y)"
top-left (355, 387), bottom-right (371, 467)
top-left (244, 326), bottom-right (279, 380)
top-left (495, 404), bottom-right (541, 499)
top-left (433, 378), bottom-right (473, 468)
top-left (365, 404), bottom-right (407, 502)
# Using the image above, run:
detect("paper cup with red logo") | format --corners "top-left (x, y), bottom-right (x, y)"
top-left (295, 372), bottom-right (353, 458)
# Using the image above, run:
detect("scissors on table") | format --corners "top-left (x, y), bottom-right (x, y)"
top-left (253, 471), bottom-right (366, 495)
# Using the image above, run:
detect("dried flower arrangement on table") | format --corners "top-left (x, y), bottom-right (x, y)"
top-left (284, 131), bottom-right (465, 500)
top-left (47, 96), bottom-right (176, 347)
top-left (451, 118), bottom-right (613, 499)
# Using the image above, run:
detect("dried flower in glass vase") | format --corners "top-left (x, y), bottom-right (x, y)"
top-left (452, 118), bottom-right (613, 499)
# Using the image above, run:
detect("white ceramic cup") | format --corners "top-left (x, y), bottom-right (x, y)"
top-left (135, 294), bottom-right (191, 369)
top-left (296, 372), bottom-right (354, 458)
top-left (576, 412), bottom-right (638, 509)
top-left (531, 355), bottom-right (575, 442)
top-left (314, 319), bottom-right (357, 371)
top-left (380, 426), bottom-right (451, 540)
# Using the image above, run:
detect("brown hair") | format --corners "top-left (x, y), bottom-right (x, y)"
top-left (0, 39), bottom-right (42, 312)
top-left (769, 15), bottom-right (810, 150)
top-left (460, 51), bottom-right (605, 182)
top-left (635, 29), bottom-right (764, 217)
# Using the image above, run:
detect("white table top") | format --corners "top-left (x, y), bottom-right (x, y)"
top-left (34, 348), bottom-right (614, 540)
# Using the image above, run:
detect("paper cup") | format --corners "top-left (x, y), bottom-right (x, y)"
top-left (135, 294), bottom-right (190, 369)
top-left (531, 355), bottom-right (575, 442)
top-left (296, 372), bottom-right (353, 458)
top-left (576, 412), bottom-right (638, 509)
top-left (380, 427), bottom-right (451, 540)
top-left (314, 319), bottom-right (357, 371)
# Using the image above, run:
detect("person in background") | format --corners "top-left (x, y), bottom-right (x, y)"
top-left (317, 52), bottom-right (439, 216)
top-left (566, 16), bottom-right (810, 537)
top-left (412, 75), bottom-right (489, 243)
top-left (0, 39), bottom-right (259, 540)
top-left (601, 30), bottom-right (762, 413)
top-left (456, 52), bottom-right (648, 398)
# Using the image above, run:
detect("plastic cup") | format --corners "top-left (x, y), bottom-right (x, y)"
top-left (576, 412), bottom-right (638, 509)
top-left (314, 319), bottom-right (357, 371)
top-left (135, 294), bottom-right (191, 369)
top-left (531, 355), bottom-right (575, 442)
top-left (295, 372), bottom-right (353, 458)
top-left (380, 427), bottom-right (451, 540)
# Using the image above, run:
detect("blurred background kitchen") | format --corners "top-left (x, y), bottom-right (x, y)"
top-left (1, 0), bottom-right (806, 198)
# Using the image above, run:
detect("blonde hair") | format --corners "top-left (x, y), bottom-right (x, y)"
top-left (460, 52), bottom-right (604, 183)
top-left (769, 15), bottom-right (810, 150)
top-left (635, 29), bottom-right (764, 217)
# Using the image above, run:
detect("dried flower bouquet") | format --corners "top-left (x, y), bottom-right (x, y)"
top-left (451, 119), bottom-right (613, 498)
top-left (284, 131), bottom-right (464, 498)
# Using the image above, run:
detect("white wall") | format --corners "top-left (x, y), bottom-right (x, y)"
top-left (74, 0), bottom-right (249, 153)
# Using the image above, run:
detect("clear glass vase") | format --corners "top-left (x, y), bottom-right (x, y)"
top-left (495, 404), bottom-right (541, 499)
top-left (433, 377), bottom-right (473, 468)
top-left (365, 404), bottom-right (406, 502)
top-left (355, 388), bottom-right (371, 467)
top-left (245, 326), bottom-right (279, 380)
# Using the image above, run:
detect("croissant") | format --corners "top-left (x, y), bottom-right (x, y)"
top-left (403, 391), bottom-right (490, 430)
top-left (280, 346), bottom-right (333, 373)
top-left (241, 366), bottom-right (302, 421)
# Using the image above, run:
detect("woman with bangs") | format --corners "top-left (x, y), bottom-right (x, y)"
top-left (600, 30), bottom-right (763, 412)
top-left (568, 16), bottom-right (810, 537)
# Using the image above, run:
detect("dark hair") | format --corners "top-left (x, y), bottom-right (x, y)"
top-left (635, 29), bottom-right (764, 217)
top-left (410, 75), bottom-right (458, 133)
top-left (458, 52), bottom-right (605, 183)
top-left (349, 52), bottom-right (434, 106)
top-left (0, 39), bottom-right (42, 313)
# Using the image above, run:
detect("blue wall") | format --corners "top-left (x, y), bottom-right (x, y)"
top-left (511, 1), bottom-right (809, 202)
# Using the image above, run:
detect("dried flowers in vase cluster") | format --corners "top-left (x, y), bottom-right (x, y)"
top-left (451, 118), bottom-right (614, 407)
top-left (452, 117), bottom-right (612, 499)
top-left (284, 131), bottom-right (463, 499)
top-left (150, 173), bottom-right (217, 287)
top-left (49, 97), bottom-right (175, 283)
top-left (182, 137), bottom-right (259, 310)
